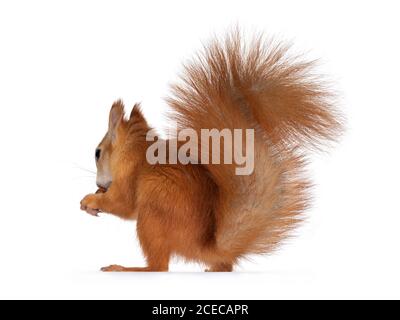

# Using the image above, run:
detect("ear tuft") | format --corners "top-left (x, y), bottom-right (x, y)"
top-left (108, 99), bottom-right (125, 137)
top-left (129, 103), bottom-right (148, 126)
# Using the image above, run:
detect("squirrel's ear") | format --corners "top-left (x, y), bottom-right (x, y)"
top-left (129, 103), bottom-right (148, 127)
top-left (108, 100), bottom-right (125, 138)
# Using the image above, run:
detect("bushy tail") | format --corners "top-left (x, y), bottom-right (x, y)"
top-left (167, 30), bottom-right (342, 259)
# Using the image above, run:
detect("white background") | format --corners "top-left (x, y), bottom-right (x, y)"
top-left (0, 0), bottom-right (399, 300)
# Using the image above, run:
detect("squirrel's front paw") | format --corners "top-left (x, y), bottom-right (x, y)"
top-left (80, 194), bottom-right (100, 216)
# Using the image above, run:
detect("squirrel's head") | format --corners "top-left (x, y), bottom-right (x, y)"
top-left (95, 100), bottom-right (149, 190)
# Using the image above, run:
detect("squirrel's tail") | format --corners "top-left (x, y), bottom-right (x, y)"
top-left (167, 30), bottom-right (342, 260)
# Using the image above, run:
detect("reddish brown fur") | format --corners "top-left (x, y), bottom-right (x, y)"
top-left (80, 31), bottom-right (342, 272)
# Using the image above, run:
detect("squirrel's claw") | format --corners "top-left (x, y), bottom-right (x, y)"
top-left (80, 194), bottom-right (101, 216)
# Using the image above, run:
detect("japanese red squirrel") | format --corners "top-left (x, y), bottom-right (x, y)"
top-left (80, 31), bottom-right (342, 272)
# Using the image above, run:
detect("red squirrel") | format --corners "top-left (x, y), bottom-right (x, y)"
top-left (80, 31), bottom-right (342, 272)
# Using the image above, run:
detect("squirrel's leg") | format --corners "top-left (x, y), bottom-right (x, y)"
top-left (205, 263), bottom-right (233, 272)
top-left (100, 265), bottom-right (156, 272)
top-left (101, 208), bottom-right (170, 272)
top-left (101, 251), bottom-right (170, 273)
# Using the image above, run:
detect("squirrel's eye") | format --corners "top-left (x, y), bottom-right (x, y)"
top-left (95, 148), bottom-right (101, 161)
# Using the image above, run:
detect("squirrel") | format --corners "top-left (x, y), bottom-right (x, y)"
top-left (80, 31), bottom-right (342, 272)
